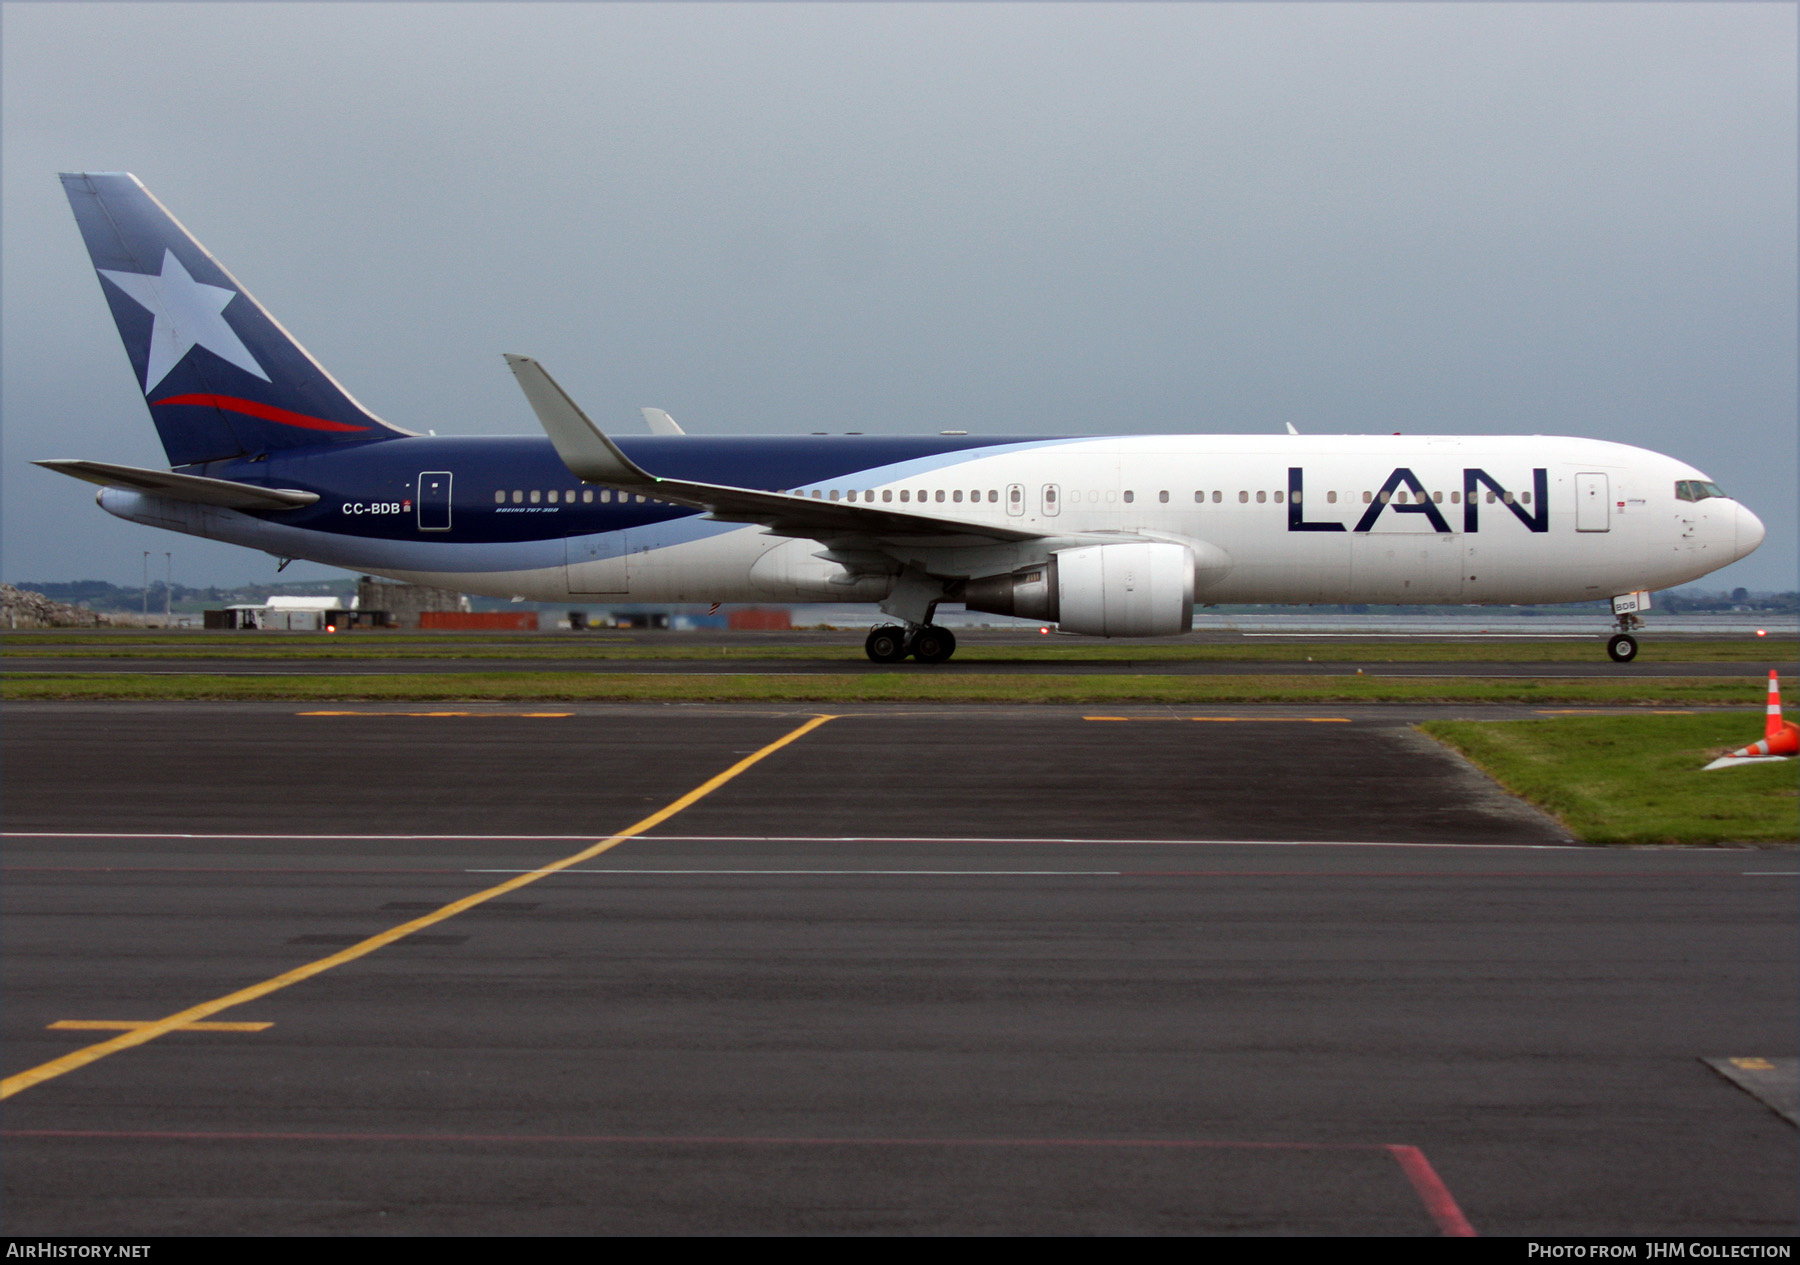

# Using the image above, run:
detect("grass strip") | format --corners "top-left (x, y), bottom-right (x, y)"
top-left (1, 671), bottom-right (1771, 706)
top-left (1420, 715), bottom-right (1798, 845)
top-left (4, 638), bottom-right (1794, 664)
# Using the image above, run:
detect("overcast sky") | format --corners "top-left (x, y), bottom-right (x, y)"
top-left (4, 2), bottom-right (1794, 591)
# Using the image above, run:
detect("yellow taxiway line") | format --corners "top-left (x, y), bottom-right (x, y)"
top-left (48, 1020), bottom-right (272, 1033)
top-left (1083, 716), bottom-right (1352, 723)
top-left (297, 711), bottom-right (575, 718)
top-left (2, 713), bottom-right (837, 1100)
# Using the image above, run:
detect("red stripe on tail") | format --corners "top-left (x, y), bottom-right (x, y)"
top-left (152, 393), bottom-right (369, 433)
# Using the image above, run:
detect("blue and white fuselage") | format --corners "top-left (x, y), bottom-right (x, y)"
top-left (46, 173), bottom-right (1763, 661)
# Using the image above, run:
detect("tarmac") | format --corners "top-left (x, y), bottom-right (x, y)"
top-left (3, 701), bottom-right (1795, 1235)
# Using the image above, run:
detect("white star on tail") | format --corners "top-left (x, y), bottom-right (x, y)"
top-left (99, 249), bottom-right (269, 392)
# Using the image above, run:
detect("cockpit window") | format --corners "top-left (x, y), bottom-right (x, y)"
top-left (1675, 480), bottom-right (1726, 502)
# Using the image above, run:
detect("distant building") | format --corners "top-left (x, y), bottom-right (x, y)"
top-left (354, 577), bottom-right (469, 629)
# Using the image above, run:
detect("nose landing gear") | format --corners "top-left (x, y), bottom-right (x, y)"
top-left (1606, 606), bottom-right (1645, 663)
top-left (864, 623), bottom-right (958, 664)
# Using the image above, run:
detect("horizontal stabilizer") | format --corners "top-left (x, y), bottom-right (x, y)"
top-left (35, 459), bottom-right (319, 511)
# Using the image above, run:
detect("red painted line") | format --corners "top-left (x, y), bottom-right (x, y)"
top-left (2, 1127), bottom-right (1377, 1154)
top-left (151, 393), bottom-right (368, 433)
top-left (4, 1128), bottom-right (1472, 1232)
top-left (1387, 1145), bottom-right (1477, 1237)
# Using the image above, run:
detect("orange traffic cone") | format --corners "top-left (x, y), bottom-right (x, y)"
top-left (1704, 671), bottom-right (1799, 769)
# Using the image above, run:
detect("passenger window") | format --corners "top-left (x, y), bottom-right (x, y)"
top-left (1362, 491), bottom-right (1372, 504)
top-left (530, 490), bottom-right (541, 504)
top-left (1450, 491), bottom-right (1460, 504)
top-left (988, 490), bottom-right (998, 503)
top-left (829, 490), bottom-right (840, 501)
top-left (1396, 490), bottom-right (1408, 505)
top-left (1158, 490), bottom-right (1169, 503)
top-left (1212, 490), bottom-right (1221, 503)
top-left (1327, 491), bottom-right (1337, 504)
top-left (1520, 491), bottom-right (1531, 504)
top-left (1503, 491), bottom-right (1515, 505)
top-left (1380, 490), bottom-right (1391, 504)
top-left (547, 490), bottom-right (558, 504)
top-left (1432, 491), bottom-right (1443, 504)
top-left (936, 490), bottom-right (945, 503)
top-left (1486, 492), bottom-right (1496, 504)
top-left (1194, 490), bottom-right (1204, 503)
top-left (883, 490), bottom-right (893, 502)
top-left (1256, 491), bottom-right (1266, 504)
top-left (1239, 491), bottom-right (1249, 503)
top-left (1123, 490), bottom-right (1135, 504)
top-left (635, 494), bottom-right (646, 504)
top-left (512, 490), bottom-right (523, 504)
top-left (1274, 491), bottom-right (1284, 504)
top-left (494, 491), bottom-right (505, 504)
top-left (953, 490), bottom-right (963, 503)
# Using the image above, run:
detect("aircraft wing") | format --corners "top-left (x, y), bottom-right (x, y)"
top-left (506, 355), bottom-right (1042, 545)
top-left (35, 459), bottom-right (320, 511)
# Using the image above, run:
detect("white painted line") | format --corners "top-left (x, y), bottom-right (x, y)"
top-left (4, 832), bottom-right (606, 841)
top-left (2, 830), bottom-right (1588, 849)
top-left (467, 868), bottom-right (1123, 876)
top-left (1743, 872), bottom-right (1799, 876)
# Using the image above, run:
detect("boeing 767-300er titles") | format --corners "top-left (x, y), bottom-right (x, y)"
top-left (40, 173), bottom-right (1764, 662)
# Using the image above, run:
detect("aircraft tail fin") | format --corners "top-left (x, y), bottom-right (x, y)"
top-left (60, 173), bottom-right (411, 467)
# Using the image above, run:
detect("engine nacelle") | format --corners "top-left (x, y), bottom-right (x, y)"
top-left (963, 541), bottom-right (1196, 637)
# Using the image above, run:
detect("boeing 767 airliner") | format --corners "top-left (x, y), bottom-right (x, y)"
top-left (40, 173), bottom-right (1764, 662)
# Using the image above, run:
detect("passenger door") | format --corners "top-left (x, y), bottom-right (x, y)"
top-left (417, 472), bottom-right (452, 531)
top-left (1575, 473), bottom-right (1610, 532)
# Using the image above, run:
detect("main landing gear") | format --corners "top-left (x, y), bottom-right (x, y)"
top-left (865, 623), bottom-right (957, 664)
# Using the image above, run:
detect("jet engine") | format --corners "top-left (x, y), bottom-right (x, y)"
top-left (962, 541), bottom-right (1197, 637)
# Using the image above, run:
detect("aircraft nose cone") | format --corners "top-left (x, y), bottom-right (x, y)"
top-left (1735, 503), bottom-right (1766, 560)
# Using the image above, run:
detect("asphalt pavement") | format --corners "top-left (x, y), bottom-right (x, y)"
top-left (3, 703), bottom-right (1793, 1235)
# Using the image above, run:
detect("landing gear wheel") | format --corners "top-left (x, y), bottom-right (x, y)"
top-left (865, 625), bottom-right (908, 663)
top-left (911, 625), bottom-right (957, 664)
top-left (1606, 634), bottom-right (1639, 663)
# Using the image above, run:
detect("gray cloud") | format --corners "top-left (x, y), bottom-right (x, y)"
top-left (5, 2), bottom-right (1793, 588)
